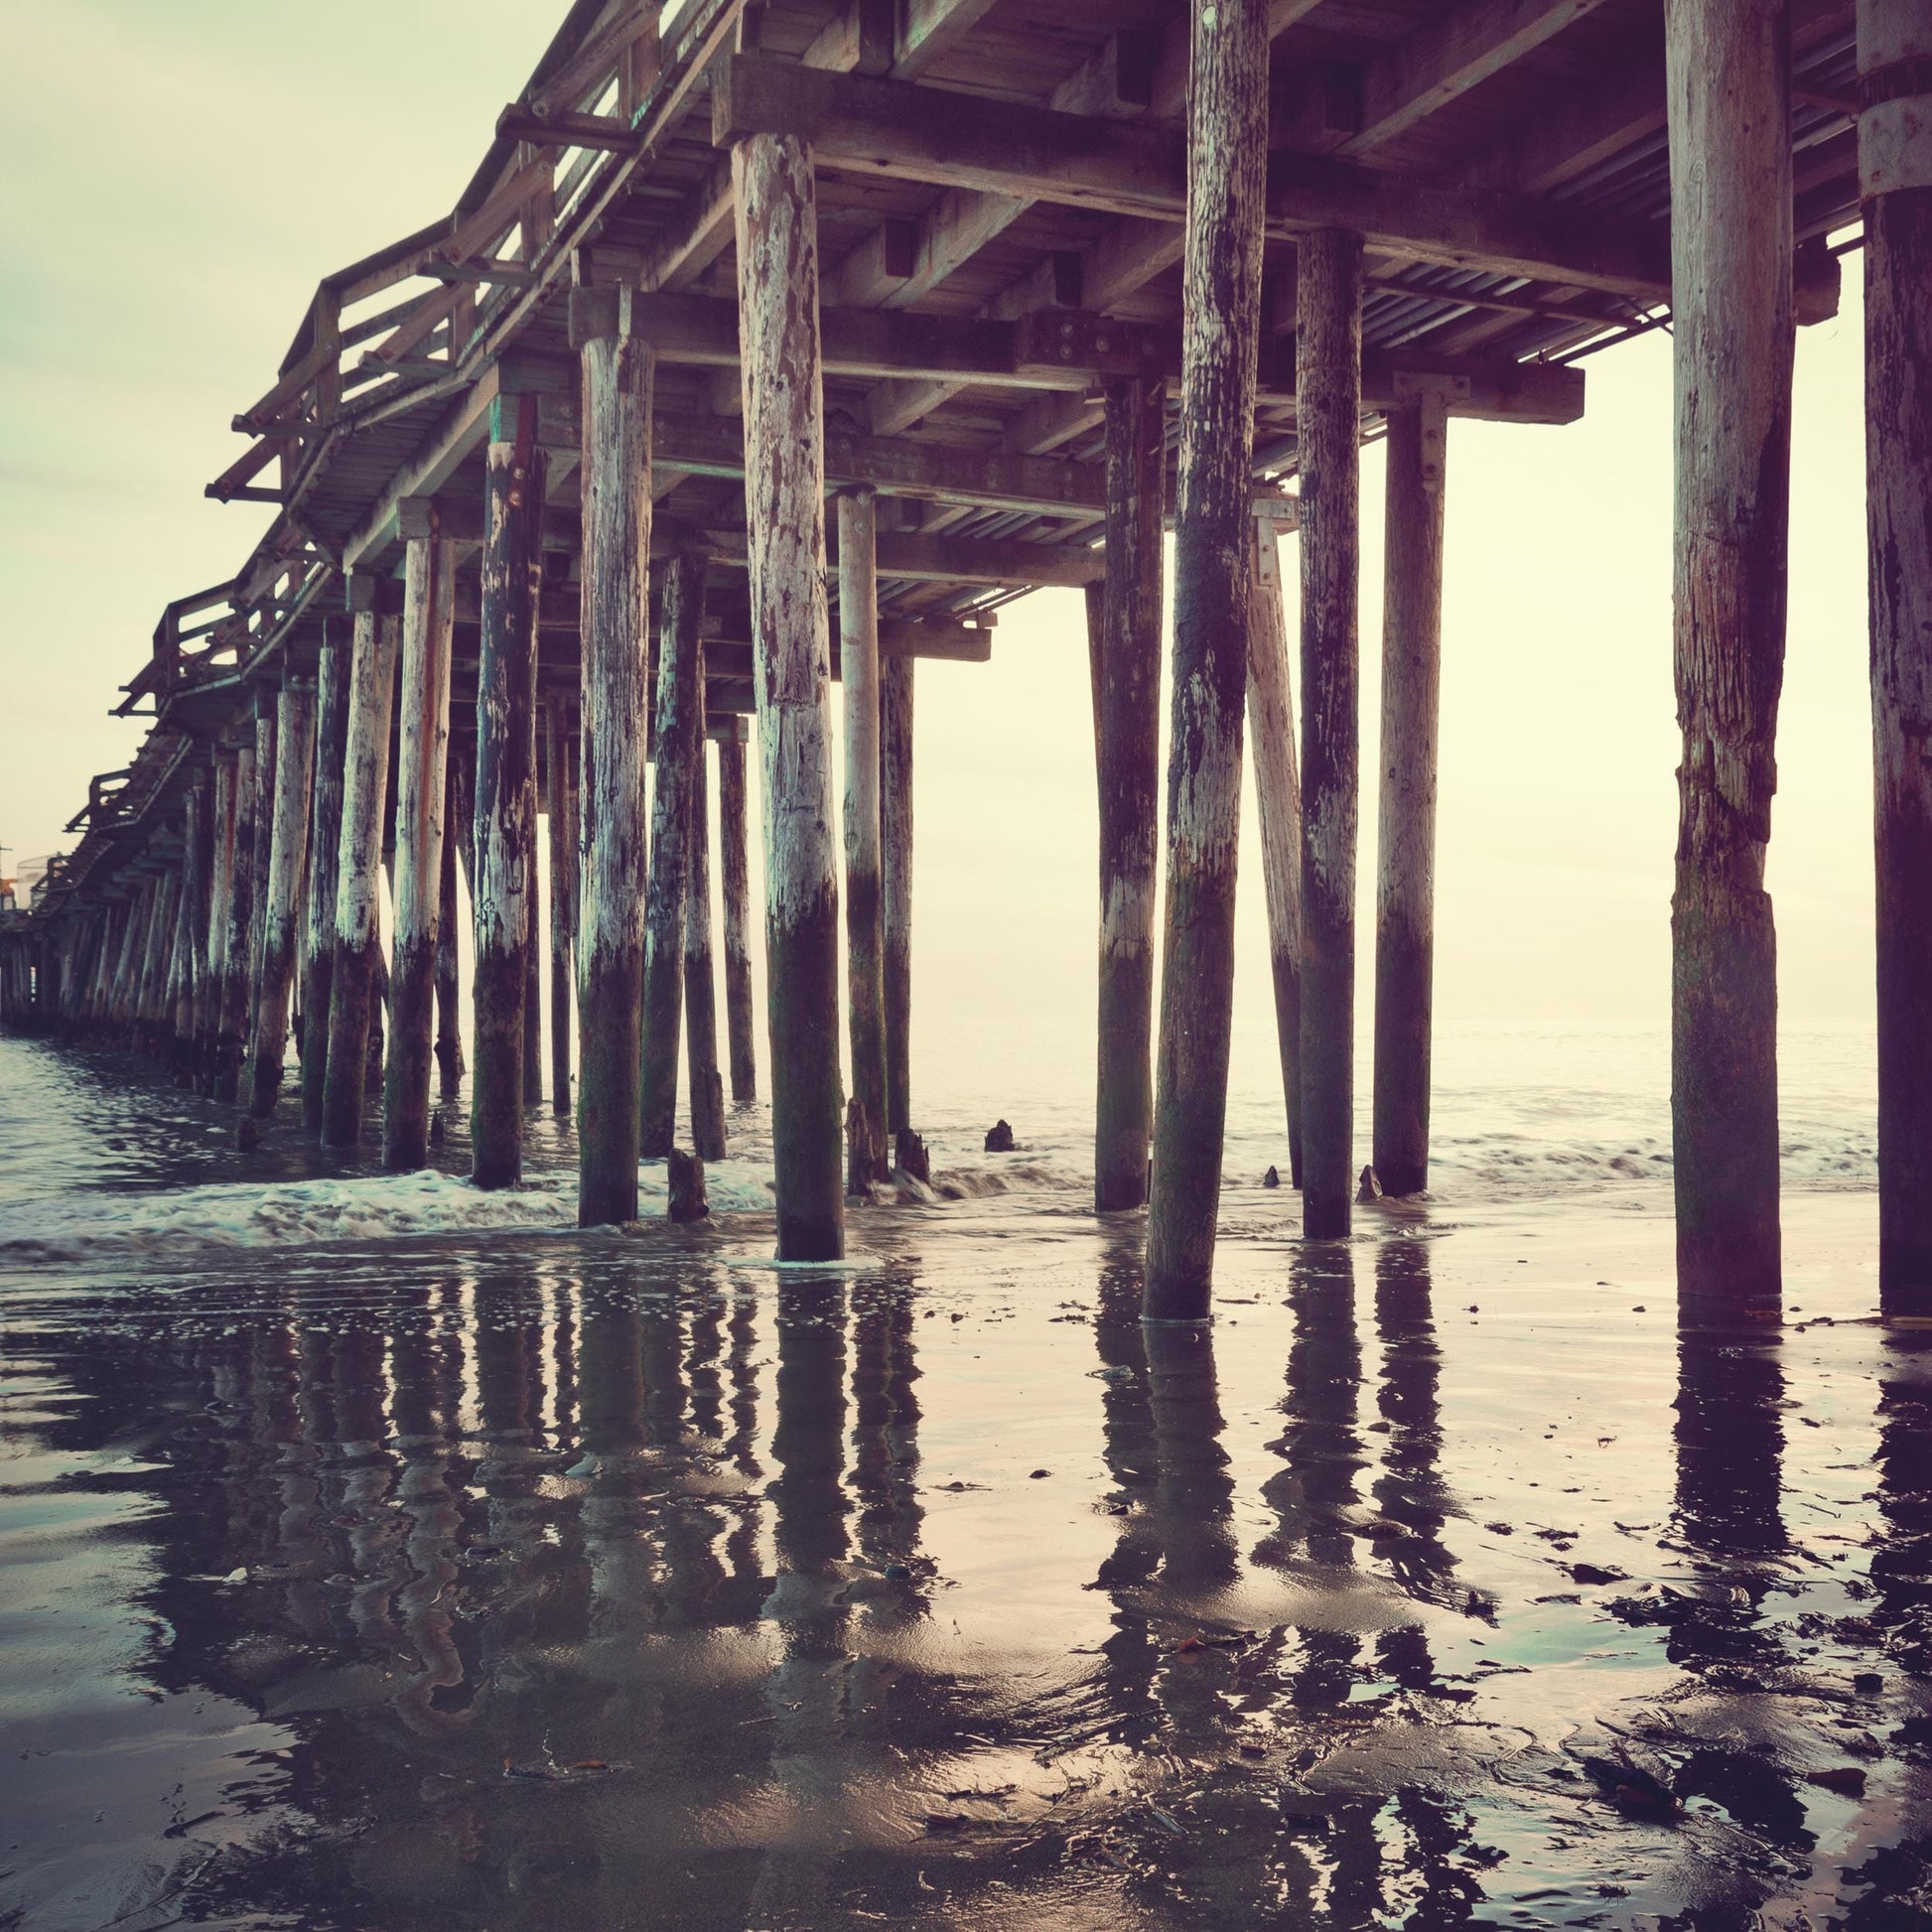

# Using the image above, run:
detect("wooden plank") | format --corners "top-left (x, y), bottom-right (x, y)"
top-left (894, 0), bottom-right (1002, 78)
top-left (710, 55), bottom-right (1679, 300)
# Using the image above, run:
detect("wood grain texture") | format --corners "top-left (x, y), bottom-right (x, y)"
top-left (575, 319), bottom-right (653, 1224)
top-left (840, 488), bottom-right (889, 1184)
top-left (684, 735), bottom-right (729, 1161)
top-left (734, 131), bottom-right (846, 1260)
top-left (1247, 511), bottom-right (1306, 1189)
top-left (1144, 0), bottom-right (1269, 1319)
top-left (719, 732), bottom-right (759, 1105)
top-left (213, 739), bottom-right (257, 1102)
top-left (1863, 0), bottom-right (1932, 1311)
top-left (1093, 377), bottom-right (1164, 1213)
top-left (1665, 0), bottom-right (1792, 1316)
top-left (301, 622), bottom-right (351, 1130)
top-left (1372, 403), bottom-right (1446, 1198)
top-left (546, 700), bottom-right (576, 1118)
top-left (471, 403), bottom-right (546, 1189)
top-left (384, 525), bottom-right (456, 1170)
top-left (249, 676), bottom-right (317, 1118)
top-left (641, 551), bottom-right (704, 1160)
top-left (323, 608), bottom-right (401, 1147)
top-left (1297, 229), bottom-right (1365, 1243)
top-left (883, 655), bottom-right (914, 1137)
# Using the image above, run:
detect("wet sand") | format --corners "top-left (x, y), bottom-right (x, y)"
top-left (2, 1049), bottom-right (1929, 1929)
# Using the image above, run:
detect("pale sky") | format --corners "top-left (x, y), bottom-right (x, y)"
top-left (0, 3), bottom-right (1875, 1057)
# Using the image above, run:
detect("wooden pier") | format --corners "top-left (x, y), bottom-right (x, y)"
top-left (1, 0), bottom-right (1916, 1320)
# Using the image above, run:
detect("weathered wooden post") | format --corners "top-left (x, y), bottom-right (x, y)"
top-left (383, 505), bottom-right (456, 1171)
top-left (1863, 0), bottom-right (1932, 1316)
top-left (545, 696), bottom-right (575, 1117)
top-left (685, 733), bottom-right (729, 1160)
top-left (882, 655), bottom-right (913, 1141)
top-left (174, 771), bottom-right (210, 1074)
top-left (1144, 0), bottom-right (1268, 1320)
top-left (201, 748), bottom-right (237, 1088)
top-left (571, 284), bottom-right (653, 1225)
top-left (733, 130), bottom-right (846, 1260)
top-left (839, 488), bottom-right (889, 1186)
top-left (523, 796), bottom-right (545, 1113)
top-left (1665, 0), bottom-right (1793, 1316)
top-left (641, 551), bottom-right (704, 1160)
top-left (244, 692), bottom-right (279, 1025)
top-left (1297, 228), bottom-right (1365, 1241)
top-left (1093, 377), bottom-right (1165, 1212)
top-left (213, 736), bottom-right (258, 1102)
top-left (1247, 504), bottom-right (1306, 1188)
top-left (322, 584), bottom-right (402, 1147)
top-left (301, 619), bottom-right (350, 1129)
top-left (248, 673), bottom-right (317, 1116)
top-left (471, 390), bottom-right (546, 1188)
top-left (434, 752), bottom-right (464, 1099)
top-left (719, 723), bottom-right (758, 1105)
top-left (1372, 397), bottom-right (1448, 1198)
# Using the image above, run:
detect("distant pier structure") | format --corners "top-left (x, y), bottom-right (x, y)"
top-left (3, 0), bottom-right (1921, 1317)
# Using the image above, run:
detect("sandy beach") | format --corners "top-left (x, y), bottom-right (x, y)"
top-left (1, 1035), bottom-right (1925, 1931)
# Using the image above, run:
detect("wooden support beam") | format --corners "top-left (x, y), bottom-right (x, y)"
top-left (323, 597), bottom-right (402, 1146)
top-left (1247, 507), bottom-right (1305, 1190)
top-left (523, 798), bottom-right (544, 1112)
top-left (733, 131), bottom-right (846, 1260)
top-left (1093, 378), bottom-right (1165, 1213)
top-left (719, 729), bottom-right (758, 1105)
top-left (202, 753), bottom-right (237, 1088)
top-left (882, 654), bottom-right (913, 1138)
top-left (383, 511), bottom-right (457, 1171)
top-left (839, 489), bottom-right (889, 1188)
top-left (1371, 400), bottom-right (1447, 1198)
top-left (248, 675), bottom-right (317, 1118)
top-left (471, 394), bottom-right (546, 1189)
top-left (894, 0), bottom-right (1001, 78)
top-left (435, 745), bottom-right (465, 1098)
top-left (546, 699), bottom-right (577, 1118)
top-left (711, 55), bottom-right (1680, 301)
top-left (1297, 229), bottom-right (1365, 1243)
top-left (1340, 0), bottom-right (1621, 157)
top-left (1665, 0), bottom-right (1792, 1316)
top-left (1865, 0), bottom-right (1932, 1313)
top-left (301, 621), bottom-right (350, 1129)
top-left (1145, 0), bottom-right (1269, 1321)
top-left (641, 552), bottom-right (703, 1161)
top-left (213, 737), bottom-right (257, 1102)
top-left (684, 735), bottom-right (728, 1159)
top-left (243, 695), bottom-right (279, 1072)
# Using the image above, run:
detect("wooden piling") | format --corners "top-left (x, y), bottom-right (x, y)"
top-left (719, 728), bottom-right (758, 1106)
top-left (1144, 0), bottom-right (1268, 1319)
top-left (1664, 0), bottom-right (1792, 1315)
top-left (322, 595), bottom-right (402, 1148)
top-left (213, 738), bottom-right (257, 1102)
top-left (244, 693), bottom-right (279, 1024)
top-left (435, 751), bottom-right (464, 1099)
top-left (545, 697), bottom-right (575, 1117)
top-left (734, 130), bottom-right (846, 1260)
top-left (201, 749), bottom-right (237, 1088)
top-left (571, 286), bottom-right (653, 1225)
top-left (685, 734), bottom-right (729, 1161)
top-left (471, 392), bottom-right (545, 1189)
top-left (301, 620), bottom-right (351, 1129)
top-left (1863, 0), bottom-right (1932, 1315)
top-left (174, 772), bottom-right (209, 1073)
top-left (1093, 376), bottom-right (1165, 1212)
top-left (882, 654), bottom-right (914, 1139)
top-left (840, 488), bottom-right (889, 1183)
top-left (384, 512), bottom-right (456, 1171)
top-left (523, 800), bottom-right (545, 1113)
top-left (641, 551), bottom-right (704, 1160)
top-left (1296, 228), bottom-right (1365, 1242)
top-left (1246, 506), bottom-right (1306, 1189)
top-left (248, 674), bottom-right (318, 1117)
top-left (1372, 400), bottom-right (1448, 1198)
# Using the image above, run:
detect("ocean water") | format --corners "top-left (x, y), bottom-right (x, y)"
top-left (3, 1024), bottom-right (1930, 1931)
top-left (0, 1019), bottom-right (1875, 1263)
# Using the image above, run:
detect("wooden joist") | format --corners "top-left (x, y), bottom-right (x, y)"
top-left (709, 55), bottom-right (1681, 300)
